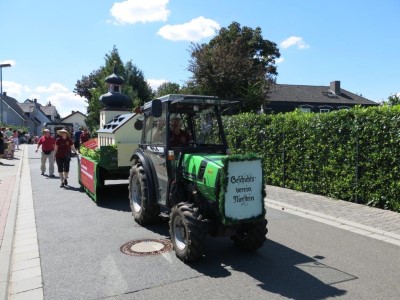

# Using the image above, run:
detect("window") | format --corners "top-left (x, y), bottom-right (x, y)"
top-left (193, 108), bottom-right (222, 145)
top-left (320, 108), bottom-right (330, 113)
top-left (300, 107), bottom-right (312, 113)
top-left (144, 103), bottom-right (166, 145)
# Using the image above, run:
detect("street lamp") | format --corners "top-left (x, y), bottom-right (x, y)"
top-left (0, 63), bottom-right (12, 124)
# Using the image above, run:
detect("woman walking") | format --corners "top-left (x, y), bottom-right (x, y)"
top-left (54, 128), bottom-right (77, 187)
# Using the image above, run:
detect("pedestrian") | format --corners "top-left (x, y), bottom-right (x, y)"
top-left (36, 129), bottom-right (56, 177)
top-left (54, 128), bottom-right (77, 187)
top-left (5, 128), bottom-right (13, 139)
top-left (80, 128), bottom-right (90, 145)
top-left (7, 138), bottom-right (14, 159)
top-left (74, 127), bottom-right (83, 152)
top-left (12, 129), bottom-right (20, 150)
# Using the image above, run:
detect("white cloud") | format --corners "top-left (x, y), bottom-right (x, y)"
top-left (4, 81), bottom-right (86, 118)
top-left (147, 78), bottom-right (168, 90)
top-left (44, 92), bottom-right (87, 118)
top-left (157, 16), bottom-right (220, 42)
top-left (280, 36), bottom-right (310, 49)
top-left (35, 83), bottom-right (69, 94)
top-left (276, 57), bottom-right (285, 64)
top-left (3, 81), bottom-right (31, 98)
top-left (0, 60), bottom-right (16, 66)
top-left (110, 0), bottom-right (170, 25)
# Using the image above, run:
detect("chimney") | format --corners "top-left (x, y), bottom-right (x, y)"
top-left (2, 92), bottom-right (6, 96)
top-left (330, 81), bottom-right (341, 95)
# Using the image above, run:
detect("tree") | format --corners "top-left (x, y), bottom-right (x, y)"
top-left (188, 22), bottom-right (280, 112)
top-left (74, 46), bottom-right (152, 131)
top-left (155, 82), bottom-right (180, 97)
top-left (125, 60), bottom-right (153, 106)
top-left (387, 93), bottom-right (400, 106)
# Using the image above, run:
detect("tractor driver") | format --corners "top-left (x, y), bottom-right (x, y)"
top-left (170, 117), bottom-right (192, 147)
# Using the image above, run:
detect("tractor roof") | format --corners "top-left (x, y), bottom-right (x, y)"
top-left (144, 94), bottom-right (238, 110)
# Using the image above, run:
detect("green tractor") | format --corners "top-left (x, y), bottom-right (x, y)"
top-left (129, 94), bottom-right (268, 262)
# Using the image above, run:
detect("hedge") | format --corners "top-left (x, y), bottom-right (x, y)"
top-left (223, 105), bottom-right (400, 212)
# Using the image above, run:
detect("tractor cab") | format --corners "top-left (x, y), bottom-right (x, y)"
top-left (134, 94), bottom-right (236, 206)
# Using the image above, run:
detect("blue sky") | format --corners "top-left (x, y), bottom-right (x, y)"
top-left (1, 0), bottom-right (399, 117)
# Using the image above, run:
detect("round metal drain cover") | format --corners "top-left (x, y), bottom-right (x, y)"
top-left (121, 239), bottom-right (172, 256)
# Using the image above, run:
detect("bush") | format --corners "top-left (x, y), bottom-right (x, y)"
top-left (223, 105), bottom-right (400, 212)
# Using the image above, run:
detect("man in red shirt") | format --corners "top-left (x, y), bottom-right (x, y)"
top-left (36, 129), bottom-right (56, 177)
top-left (80, 128), bottom-right (90, 145)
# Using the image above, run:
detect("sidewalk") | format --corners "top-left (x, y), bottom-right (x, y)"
top-left (265, 185), bottom-right (400, 246)
top-left (0, 146), bottom-right (24, 300)
top-left (1, 145), bottom-right (400, 299)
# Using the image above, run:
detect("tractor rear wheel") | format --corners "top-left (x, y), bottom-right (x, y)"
top-left (231, 219), bottom-right (268, 251)
top-left (169, 203), bottom-right (205, 262)
top-left (128, 163), bottom-right (159, 225)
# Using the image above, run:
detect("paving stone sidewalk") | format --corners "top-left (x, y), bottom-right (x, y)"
top-left (265, 185), bottom-right (400, 236)
top-left (0, 149), bottom-right (22, 249)
top-left (0, 147), bottom-right (24, 300)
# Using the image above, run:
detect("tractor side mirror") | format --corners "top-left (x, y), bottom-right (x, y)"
top-left (134, 118), bottom-right (143, 130)
top-left (151, 99), bottom-right (162, 118)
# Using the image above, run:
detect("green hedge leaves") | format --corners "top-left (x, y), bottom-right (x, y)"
top-left (223, 105), bottom-right (400, 212)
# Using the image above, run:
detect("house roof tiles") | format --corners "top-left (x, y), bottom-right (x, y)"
top-left (268, 84), bottom-right (378, 106)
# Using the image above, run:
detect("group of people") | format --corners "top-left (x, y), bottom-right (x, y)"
top-left (0, 127), bottom-right (21, 163)
top-left (36, 128), bottom-right (82, 187)
top-left (73, 127), bottom-right (90, 152)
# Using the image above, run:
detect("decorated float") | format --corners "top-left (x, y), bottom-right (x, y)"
top-left (78, 68), bottom-right (141, 201)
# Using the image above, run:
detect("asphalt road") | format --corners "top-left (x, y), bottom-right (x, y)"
top-left (28, 146), bottom-right (400, 300)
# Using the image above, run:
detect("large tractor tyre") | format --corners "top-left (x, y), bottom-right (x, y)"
top-left (169, 203), bottom-right (206, 262)
top-left (231, 219), bottom-right (268, 251)
top-left (128, 163), bottom-right (160, 225)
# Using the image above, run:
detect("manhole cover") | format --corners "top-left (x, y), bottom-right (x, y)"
top-left (120, 239), bottom-right (172, 256)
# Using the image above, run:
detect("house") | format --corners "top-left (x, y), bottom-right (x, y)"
top-left (264, 81), bottom-right (379, 114)
top-left (0, 92), bottom-right (29, 127)
top-left (61, 111), bottom-right (87, 131)
top-left (40, 104), bottom-right (60, 122)
top-left (19, 99), bottom-right (51, 136)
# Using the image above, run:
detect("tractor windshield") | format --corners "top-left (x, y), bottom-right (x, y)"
top-left (192, 107), bottom-right (223, 145)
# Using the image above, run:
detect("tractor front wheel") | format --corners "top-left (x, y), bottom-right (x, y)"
top-left (231, 219), bottom-right (268, 251)
top-left (169, 203), bottom-right (205, 262)
top-left (128, 163), bottom-right (159, 225)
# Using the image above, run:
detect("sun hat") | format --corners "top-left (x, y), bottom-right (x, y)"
top-left (57, 128), bottom-right (70, 137)
top-left (43, 129), bottom-right (50, 133)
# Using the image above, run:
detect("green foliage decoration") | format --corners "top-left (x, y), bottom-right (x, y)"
top-left (223, 105), bottom-right (400, 212)
top-left (79, 146), bottom-right (101, 162)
